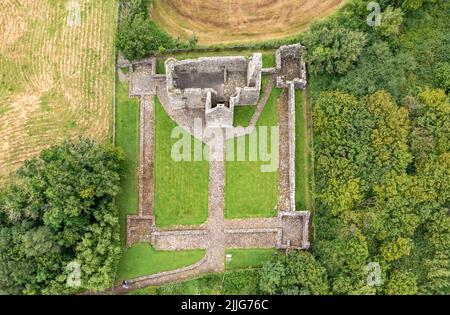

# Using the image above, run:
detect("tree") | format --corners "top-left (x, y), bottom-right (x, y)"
top-left (304, 26), bottom-right (367, 75)
top-left (389, 0), bottom-right (437, 11)
top-left (334, 41), bottom-right (415, 98)
top-left (376, 6), bottom-right (404, 38)
top-left (116, 0), bottom-right (185, 60)
top-left (423, 252), bottom-right (450, 295)
top-left (188, 34), bottom-right (199, 49)
top-left (409, 89), bottom-right (450, 161)
top-left (308, 0), bottom-right (449, 297)
top-left (380, 237), bottom-right (413, 262)
top-left (384, 270), bottom-right (418, 295)
top-left (434, 62), bottom-right (450, 92)
top-left (366, 91), bottom-right (412, 174)
top-left (0, 138), bottom-right (123, 294)
top-left (124, 0), bottom-right (150, 19)
top-left (259, 252), bottom-right (330, 295)
top-left (116, 13), bottom-right (155, 60)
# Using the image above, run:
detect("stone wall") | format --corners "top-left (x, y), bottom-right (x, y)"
top-left (278, 211), bottom-right (310, 250)
top-left (225, 228), bottom-right (281, 248)
top-left (205, 91), bottom-right (234, 127)
top-left (172, 56), bottom-right (248, 73)
top-left (275, 44), bottom-right (307, 89)
top-left (152, 230), bottom-right (209, 250)
top-left (165, 54), bottom-right (262, 110)
top-left (288, 82), bottom-right (296, 211)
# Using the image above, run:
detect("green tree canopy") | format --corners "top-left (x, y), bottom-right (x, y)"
top-left (0, 138), bottom-right (123, 294)
top-left (259, 252), bottom-right (330, 295)
top-left (305, 26), bottom-right (367, 75)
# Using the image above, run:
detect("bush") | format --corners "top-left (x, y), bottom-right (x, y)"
top-left (259, 252), bottom-right (330, 295)
top-left (223, 270), bottom-right (260, 295)
top-left (434, 62), bottom-right (450, 92)
top-left (304, 25), bottom-right (367, 75)
top-left (116, 0), bottom-right (190, 60)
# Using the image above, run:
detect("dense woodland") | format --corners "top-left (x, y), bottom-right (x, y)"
top-left (260, 0), bottom-right (450, 295)
top-left (0, 139), bottom-right (123, 294)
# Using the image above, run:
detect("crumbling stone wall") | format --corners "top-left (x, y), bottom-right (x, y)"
top-left (276, 44), bottom-right (307, 89)
top-left (278, 211), bottom-right (310, 250)
top-left (165, 54), bottom-right (262, 112)
top-left (205, 91), bottom-right (234, 127)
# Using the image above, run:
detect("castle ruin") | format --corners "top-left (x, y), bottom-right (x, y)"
top-left (119, 44), bottom-right (312, 290)
top-left (165, 53), bottom-right (263, 127)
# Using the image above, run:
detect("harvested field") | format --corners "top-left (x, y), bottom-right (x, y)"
top-left (149, 0), bottom-right (343, 45)
top-left (0, 0), bottom-right (117, 183)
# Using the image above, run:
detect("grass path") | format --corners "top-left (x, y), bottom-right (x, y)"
top-left (295, 89), bottom-right (313, 210)
top-left (115, 80), bottom-right (140, 244)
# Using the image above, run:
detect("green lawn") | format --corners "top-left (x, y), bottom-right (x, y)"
top-left (117, 243), bottom-right (205, 281)
top-left (225, 87), bottom-right (282, 219)
top-left (294, 90), bottom-right (312, 210)
top-left (233, 74), bottom-right (272, 128)
top-left (233, 106), bottom-right (256, 127)
top-left (225, 249), bottom-right (277, 270)
top-left (115, 80), bottom-right (140, 244)
top-left (262, 53), bottom-right (276, 68)
top-left (154, 97), bottom-right (209, 227)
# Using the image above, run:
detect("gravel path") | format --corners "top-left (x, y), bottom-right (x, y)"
top-left (277, 90), bottom-right (291, 211)
top-left (205, 136), bottom-right (226, 272)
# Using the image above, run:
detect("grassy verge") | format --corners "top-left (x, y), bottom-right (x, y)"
top-left (295, 89), bottom-right (312, 210)
top-left (128, 270), bottom-right (261, 295)
top-left (154, 97), bottom-right (209, 227)
top-left (115, 80), bottom-right (140, 244)
top-left (225, 249), bottom-right (277, 270)
top-left (117, 243), bottom-right (205, 281)
top-left (225, 88), bottom-right (282, 219)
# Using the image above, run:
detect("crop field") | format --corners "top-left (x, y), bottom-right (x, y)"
top-left (0, 0), bottom-right (117, 183)
top-left (149, 0), bottom-right (343, 45)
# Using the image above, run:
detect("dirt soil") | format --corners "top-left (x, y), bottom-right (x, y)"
top-left (149, 0), bottom-right (343, 45)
